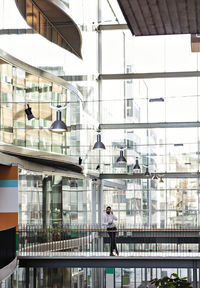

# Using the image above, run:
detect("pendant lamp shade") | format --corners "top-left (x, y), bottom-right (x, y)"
top-left (152, 173), bottom-right (158, 180)
top-left (159, 177), bottom-right (164, 183)
top-left (25, 104), bottom-right (35, 120)
top-left (93, 133), bottom-right (105, 150)
top-left (49, 110), bottom-right (67, 133)
top-left (116, 150), bottom-right (127, 163)
top-left (133, 157), bottom-right (141, 172)
top-left (144, 167), bottom-right (150, 176)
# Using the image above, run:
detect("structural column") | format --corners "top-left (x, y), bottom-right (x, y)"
top-left (97, 179), bottom-right (104, 288)
top-left (91, 182), bottom-right (97, 224)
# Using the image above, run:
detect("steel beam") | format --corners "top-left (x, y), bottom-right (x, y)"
top-left (100, 172), bottom-right (200, 179)
top-left (18, 257), bottom-right (200, 269)
top-left (100, 121), bottom-right (200, 130)
top-left (97, 24), bottom-right (128, 31)
top-left (0, 29), bottom-right (34, 35)
top-left (99, 71), bottom-right (200, 80)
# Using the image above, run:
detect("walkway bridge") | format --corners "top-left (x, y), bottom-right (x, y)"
top-left (16, 226), bottom-right (200, 287)
top-left (17, 226), bottom-right (200, 265)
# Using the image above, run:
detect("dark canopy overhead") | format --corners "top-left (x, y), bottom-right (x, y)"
top-left (15, 0), bottom-right (82, 58)
top-left (117, 0), bottom-right (200, 36)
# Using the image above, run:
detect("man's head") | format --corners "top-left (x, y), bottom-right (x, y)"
top-left (106, 206), bottom-right (111, 214)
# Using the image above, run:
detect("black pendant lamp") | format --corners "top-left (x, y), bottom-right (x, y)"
top-left (159, 177), bottom-right (164, 183)
top-left (144, 167), bottom-right (150, 176)
top-left (116, 150), bottom-right (127, 164)
top-left (49, 108), bottom-right (67, 133)
top-left (152, 172), bottom-right (158, 180)
top-left (133, 157), bottom-right (141, 172)
top-left (25, 104), bottom-right (35, 120)
top-left (93, 132), bottom-right (105, 150)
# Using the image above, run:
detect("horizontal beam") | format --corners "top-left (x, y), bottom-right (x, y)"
top-left (18, 255), bottom-right (200, 268)
top-left (99, 71), bottom-right (200, 80)
top-left (104, 236), bottom-right (200, 244)
top-left (0, 29), bottom-right (35, 35)
top-left (100, 121), bottom-right (200, 130)
top-left (103, 179), bottom-right (126, 190)
top-left (97, 24), bottom-right (128, 31)
top-left (100, 172), bottom-right (200, 179)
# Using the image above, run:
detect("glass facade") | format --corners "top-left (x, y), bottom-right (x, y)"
top-left (0, 0), bottom-right (200, 230)
top-left (18, 169), bottom-right (92, 227)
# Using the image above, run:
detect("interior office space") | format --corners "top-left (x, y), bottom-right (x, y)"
top-left (1, 0), bottom-right (200, 287)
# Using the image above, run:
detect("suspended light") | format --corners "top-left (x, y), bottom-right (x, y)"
top-left (152, 173), bottom-right (158, 180)
top-left (93, 133), bottom-right (105, 150)
top-left (144, 167), bottom-right (150, 176)
top-left (159, 177), bottom-right (164, 183)
top-left (133, 157), bottom-right (141, 173)
top-left (49, 110), bottom-right (67, 133)
top-left (25, 104), bottom-right (35, 120)
top-left (116, 150), bottom-right (127, 164)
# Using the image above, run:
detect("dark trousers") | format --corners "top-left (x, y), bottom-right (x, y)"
top-left (107, 227), bottom-right (117, 253)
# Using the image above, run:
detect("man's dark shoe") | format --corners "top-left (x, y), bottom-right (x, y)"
top-left (115, 249), bottom-right (119, 256)
top-left (110, 253), bottom-right (115, 256)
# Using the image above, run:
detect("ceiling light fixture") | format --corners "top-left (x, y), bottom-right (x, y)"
top-left (49, 105), bottom-right (68, 133)
top-left (144, 167), bottom-right (150, 176)
top-left (133, 157), bottom-right (141, 173)
top-left (116, 149), bottom-right (127, 164)
top-left (152, 172), bottom-right (158, 180)
top-left (93, 130), bottom-right (105, 150)
top-left (159, 177), bottom-right (164, 183)
top-left (25, 103), bottom-right (35, 120)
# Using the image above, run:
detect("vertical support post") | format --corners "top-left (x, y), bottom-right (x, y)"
top-left (187, 268), bottom-right (191, 284)
top-left (98, 180), bottom-right (104, 252)
top-left (91, 183), bottom-right (97, 288)
top-left (97, 2), bottom-right (103, 286)
top-left (193, 261), bottom-right (197, 288)
top-left (98, 180), bottom-right (104, 226)
top-left (33, 268), bottom-right (36, 288)
top-left (91, 182), bottom-right (97, 224)
top-left (26, 267), bottom-right (29, 288)
top-left (97, 179), bottom-right (104, 288)
top-left (144, 268), bottom-right (147, 286)
top-left (97, 1), bottom-right (102, 126)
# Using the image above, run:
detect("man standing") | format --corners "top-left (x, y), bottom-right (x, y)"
top-left (103, 206), bottom-right (119, 256)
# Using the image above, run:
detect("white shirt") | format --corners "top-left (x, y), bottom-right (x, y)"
top-left (103, 213), bottom-right (117, 228)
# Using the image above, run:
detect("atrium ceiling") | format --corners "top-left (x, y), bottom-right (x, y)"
top-left (117, 0), bottom-right (200, 36)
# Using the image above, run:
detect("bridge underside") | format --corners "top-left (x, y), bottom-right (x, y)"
top-left (18, 252), bottom-right (200, 269)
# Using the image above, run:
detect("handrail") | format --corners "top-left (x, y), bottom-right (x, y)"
top-left (17, 226), bottom-right (200, 255)
top-left (17, 228), bottom-right (200, 233)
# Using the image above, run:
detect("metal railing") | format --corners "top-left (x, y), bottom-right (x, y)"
top-left (17, 225), bottom-right (200, 255)
top-left (0, 227), bottom-right (16, 268)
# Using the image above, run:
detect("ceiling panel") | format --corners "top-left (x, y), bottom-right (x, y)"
top-left (117, 0), bottom-right (200, 36)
